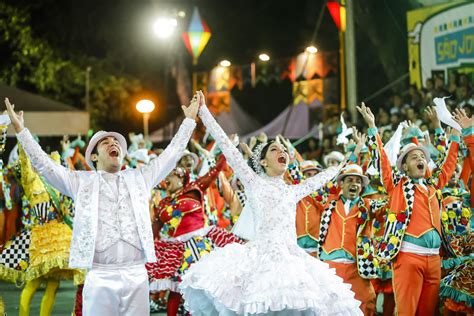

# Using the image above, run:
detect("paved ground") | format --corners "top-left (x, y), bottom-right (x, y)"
top-left (0, 281), bottom-right (166, 315)
top-left (1, 280), bottom-right (386, 315)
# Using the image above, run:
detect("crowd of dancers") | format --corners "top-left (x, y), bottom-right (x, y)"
top-left (0, 90), bottom-right (472, 315)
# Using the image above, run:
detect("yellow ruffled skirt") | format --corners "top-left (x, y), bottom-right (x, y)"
top-left (26, 220), bottom-right (84, 284)
top-left (0, 220), bottom-right (84, 285)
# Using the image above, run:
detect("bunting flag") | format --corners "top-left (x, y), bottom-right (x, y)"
top-left (207, 91), bottom-right (231, 115)
top-left (197, 51), bottom-right (337, 109)
top-left (323, 51), bottom-right (339, 77)
top-left (209, 66), bottom-right (230, 92)
top-left (229, 67), bottom-right (243, 90)
top-left (327, 1), bottom-right (346, 32)
top-left (279, 58), bottom-right (296, 82)
top-left (182, 7), bottom-right (212, 64)
top-left (294, 52), bottom-right (339, 80)
top-left (292, 79), bottom-right (324, 106)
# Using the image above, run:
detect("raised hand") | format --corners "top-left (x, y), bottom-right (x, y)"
top-left (424, 106), bottom-right (441, 129)
top-left (257, 132), bottom-right (268, 144)
top-left (229, 134), bottom-right (240, 147)
top-left (249, 136), bottom-right (257, 150)
top-left (452, 108), bottom-right (472, 129)
top-left (197, 90), bottom-right (206, 108)
top-left (356, 102), bottom-right (376, 128)
top-left (239, 143), bottom-right (253, 157)
top-left (181, 93), bottom-right (199, 120)
top-left (276, 134), bottom-right (292, 152)
top-left (352, 128), bottom-right (367, 157)
top-left (354, 130), bottom-right (366, 148)
top-left (4, 98), bottom-right (24, 133)
top-left (351, 127), bottom-right (360, 143)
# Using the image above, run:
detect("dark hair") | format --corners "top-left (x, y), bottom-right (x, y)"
top-left (247, 140), bottom-right (277, 173)
top-left (259, 140), bottom-right (276, 161)
top-left (401, 155), bottom-right (408, 166)
top-left (90, 143), bottom-right (99, 169)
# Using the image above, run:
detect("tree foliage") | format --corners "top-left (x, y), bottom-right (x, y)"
top-left (0, 3), bottom-right (145, 133)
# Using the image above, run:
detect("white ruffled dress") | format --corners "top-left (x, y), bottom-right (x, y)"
top-left (179, 105), bottom-right (363, 316)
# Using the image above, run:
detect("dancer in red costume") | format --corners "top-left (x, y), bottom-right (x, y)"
top-left (146, 154), bottom-right (242, 316)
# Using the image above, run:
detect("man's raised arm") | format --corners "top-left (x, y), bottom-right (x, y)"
top-left (5, 98), bottom-right (79, 197)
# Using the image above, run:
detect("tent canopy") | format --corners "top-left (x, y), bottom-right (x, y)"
top-left (1, 85), bottom-right (90, 136)
top-left (150, 96), bottom-right (261, 142)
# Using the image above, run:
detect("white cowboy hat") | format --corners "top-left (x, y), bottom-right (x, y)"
top-left (323, 151), bottom-right (345, 167)
top-left (180, 150), bottom-right (199, 167)
top-left (396, 143), bottom-right (430, 173)
top-left (336, 164), bottom-right (369, 187)
top-left (300, 160), bottom-right (322, 174)
top-left (85, 131), bottom-right (128, 170)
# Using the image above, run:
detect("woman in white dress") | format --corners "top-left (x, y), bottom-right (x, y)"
top-left (179, 91), bottom-right (363, 316)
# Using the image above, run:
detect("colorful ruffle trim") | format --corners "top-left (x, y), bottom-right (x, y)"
top-left (0, 265), bottom-right (24, 284)
top-left (440, 286), bottom-right (474, 309)
top-left (444, 298), bottom-right (474, 313)
top-left (24, 255), bottom-right (84, 285)
top-left (442, 256), bottom-right (470, 270)
top-left (149, 279), bottom-right (179, 293)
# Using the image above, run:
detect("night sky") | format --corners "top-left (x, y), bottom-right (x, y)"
top-left (2, 0), bottom-right (409, 132)
top-left (26, 0), bottom-right (339, 70)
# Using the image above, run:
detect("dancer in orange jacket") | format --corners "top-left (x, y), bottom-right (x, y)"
top-left (358, 102), bottom-right (467, 316)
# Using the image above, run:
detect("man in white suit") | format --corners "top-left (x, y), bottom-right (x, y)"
top-left (4, 96), bottom-right (199, 315)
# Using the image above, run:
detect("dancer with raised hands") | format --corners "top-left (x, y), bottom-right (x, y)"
top-left (357, 102), bottom-right (466, 316)
top-left (179, 91), bottom-right (363, 316)
top-left (4, 96), bottom-right (198, 316)
top-left (146, 154), bottom-right (242, 316)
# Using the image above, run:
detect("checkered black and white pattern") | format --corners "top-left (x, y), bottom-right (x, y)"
top-left (369, 199), bottom-right (388, 212)
top-left (357, 255), bottom-right (377, 279)
top-left (236, 190), bottom-right (246, 208)
top-left (377, 180), bottom-right (415, 260)
top-left (0, 230), bottom-right (30, 269)
top-left (355, 200), bottom-right (378, 279)
top-left (316, 200), bottom-right (336, 257)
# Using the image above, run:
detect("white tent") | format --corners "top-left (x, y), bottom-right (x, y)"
top-left (150, 97), bottom-right (321, 143)
top-left (149, 96), bottom-right (261, 142)
top-left (2, 85), bottom-right (89, 136)
top-left (242, 100), bottom-right (321, 140)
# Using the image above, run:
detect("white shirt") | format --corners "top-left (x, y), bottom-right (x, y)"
top-left (93, 171), bottom-right (144, 265)
top-left (343, 199), bottom-right (353, 216)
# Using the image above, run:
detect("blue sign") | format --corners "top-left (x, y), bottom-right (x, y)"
top-left (435, 26), bottom-right (474, 64)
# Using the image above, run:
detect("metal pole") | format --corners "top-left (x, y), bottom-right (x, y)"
top-left (344, 0), bottom-right (357, 122)
top-left (339, 31), bottom-right (346, 112)
top-left (143, 112), bottom-right (150, 140)
top-left (85, 66), bottom-right (91, 111)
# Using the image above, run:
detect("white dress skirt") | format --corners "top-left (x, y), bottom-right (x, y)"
top-left (179, 105), bottom-right (362, 316)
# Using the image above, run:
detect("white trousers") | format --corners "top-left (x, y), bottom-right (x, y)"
top-left (83, 263), bottom-right (150, 316)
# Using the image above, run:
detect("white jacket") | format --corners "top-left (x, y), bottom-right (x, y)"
top-left (17, 118), bottom-right (196, 268)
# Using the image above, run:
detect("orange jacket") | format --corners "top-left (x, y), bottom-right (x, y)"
top-left (369, 131), bottom-right (459, 261)
top-left (461, 134), bottom-right (473, 207)
top-left (321, 196), bottom-right (373, 257)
